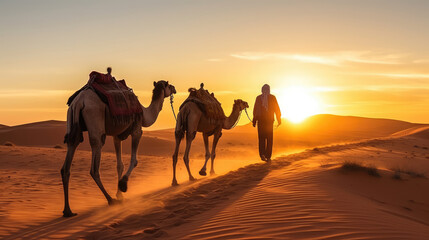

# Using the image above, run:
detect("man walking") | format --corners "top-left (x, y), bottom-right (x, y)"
top-left (253, 84), bottom-right (281, 162)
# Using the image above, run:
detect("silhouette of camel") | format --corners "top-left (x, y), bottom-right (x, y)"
top-left (172, 87), bottom-right (248, 185)
top-left (61, 80), bottom-right (176, 217)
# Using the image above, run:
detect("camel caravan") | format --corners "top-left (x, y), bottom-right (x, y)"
top-left (61, 68), bottom-right (248, 217)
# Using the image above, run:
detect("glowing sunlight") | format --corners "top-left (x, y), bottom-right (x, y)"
top-left (276, 86), bottom-right (323, 123)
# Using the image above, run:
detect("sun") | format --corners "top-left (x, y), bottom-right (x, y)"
top-left (275, 86), bottom-right (322, 123)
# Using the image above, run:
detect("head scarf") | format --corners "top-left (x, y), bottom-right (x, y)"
top-left (261, 84), bottom-right (270, 110)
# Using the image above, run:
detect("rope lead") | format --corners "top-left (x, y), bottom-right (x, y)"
top-left (244, 108), bottom-right (253, 123)
top-left (170, 94), bottom-right (177, 121)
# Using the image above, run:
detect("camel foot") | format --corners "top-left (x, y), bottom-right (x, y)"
top-left (63, 210), bottom-right (77, 218)
top-left (199, 169), bottom-right (207, 176)
top-left (172, 179), bottom-right (179, 186)
top-left (118, 176), bottom-right (128, 192)
top-left (108, 198), bottom-right (122, 206)
top-left (116, 192), bottom-right (124, 201)
top-left (189, 176), bottom-right (197, 181)
top-left (210, 171), bottom-right (216, 176)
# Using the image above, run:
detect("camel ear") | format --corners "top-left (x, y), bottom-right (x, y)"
top-left (153, 81), bottom-right (156, 87)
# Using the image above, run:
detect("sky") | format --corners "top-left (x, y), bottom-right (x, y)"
top-left (1, 0), bottom-right (429, 128)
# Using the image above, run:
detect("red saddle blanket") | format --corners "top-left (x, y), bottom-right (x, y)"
top-left (89, 71), bottom-right (142, 117)
top-left (180, 84), bottom-right (226, 121)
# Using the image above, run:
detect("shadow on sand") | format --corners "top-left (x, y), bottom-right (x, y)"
top-left (5, 160), bottom-right (277, 240)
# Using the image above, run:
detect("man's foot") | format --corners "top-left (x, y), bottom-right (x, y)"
top-left (63, 210), bottom-right (77, 218)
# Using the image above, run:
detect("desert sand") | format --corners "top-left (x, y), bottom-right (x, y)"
top-left (1, 115), bottom-right (429, 239)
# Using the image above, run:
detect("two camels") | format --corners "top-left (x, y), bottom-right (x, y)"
top-left (61, 80), bottom-right (176, 217)
top-left (172, 95), bottom-right (249, 186)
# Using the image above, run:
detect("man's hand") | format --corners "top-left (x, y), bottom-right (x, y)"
top-left (277, 119), bottom-right (282, 128)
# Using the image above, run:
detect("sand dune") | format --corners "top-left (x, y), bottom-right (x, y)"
top-left (86, 126), bottom-right (429, 239)
top-left (1, 116), bottom-right (429, 239)
top-left (0, 114), bottom-right (420, 157)
top-left (0, 145), bottom-right (260, 239)
top-left (390, 125), bottom-right (429, 139)
top-left (0, 120), bottom-right (175, 156)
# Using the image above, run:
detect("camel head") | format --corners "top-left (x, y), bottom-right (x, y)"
top-left (233, 99), bottom-right (249, 111)
top-left (152, 80), bottom-right (176, 100)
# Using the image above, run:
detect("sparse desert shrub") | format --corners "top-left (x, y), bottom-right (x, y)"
top-left (53, 144), bottom-right (63, 149)
top-left (341, 161), bottom-right (364, 171)
top-left (341, 161), bottom-right (380, 177)
top-left (403, 170), bottom-right (426, 179)
top-left (392, 170), bottom-right (402, 180)
top-left (3, 141), bottom-right (14, 146)
top-left (367, 165), bottom-right (381, 177)
top-left (389, 168), bottom-right (426, 179)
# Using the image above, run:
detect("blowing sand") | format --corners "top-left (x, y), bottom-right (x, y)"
top-left (1, 116), bottom-right (429, 239)
top-left (86, 127), bottom-right (429, 240)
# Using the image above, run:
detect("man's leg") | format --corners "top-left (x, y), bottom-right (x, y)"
top-left (265, 123), bottom-right (274, 161)
top-left (257, 123), bottom-right (267, 161)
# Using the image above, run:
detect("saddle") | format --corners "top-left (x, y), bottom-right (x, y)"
top-left (67, 71), bottom-right (143, 137)
top-left (180, 83), bottom-right (226, 122)
top-left (89, 72), bottom-right (142, 118)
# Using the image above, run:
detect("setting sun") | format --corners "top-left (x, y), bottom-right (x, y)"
top-left (276, 86), bottom-right (323, 123)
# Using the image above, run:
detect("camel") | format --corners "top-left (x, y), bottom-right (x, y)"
top-left (172, 97), bottom-right (249, 186)
top-left (61, 80), bottom-right (176, 217)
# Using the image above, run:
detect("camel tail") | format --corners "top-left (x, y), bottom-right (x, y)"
top-left (174, 110), bottom-right (186, 140)
top-left (64, 100), bottom-right (84, 145)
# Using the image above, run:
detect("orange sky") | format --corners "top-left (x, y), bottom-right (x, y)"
top-left (1, 0), bottom-right (429, 128)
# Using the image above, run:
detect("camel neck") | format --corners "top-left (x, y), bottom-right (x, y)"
top-left (223, 105), bottom-right (241, 129)
top-left (142, 90), bottom-right (164, 127)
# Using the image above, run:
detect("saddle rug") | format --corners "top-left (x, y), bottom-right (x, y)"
top-left (89, 72), bottom-right (142, 117)
top-left (67, 71), bottom-right (143, 125)
top-left (180, 83), bottom-right (226, 121)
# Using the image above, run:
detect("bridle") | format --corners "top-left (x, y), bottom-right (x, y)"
top-left (244, 108), bottom-right (253, 123)
top-left (170, 93), bottom-right (177, 121)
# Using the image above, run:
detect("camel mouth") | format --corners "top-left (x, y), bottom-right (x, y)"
top-left (241, 100), bottom-right (249, 109)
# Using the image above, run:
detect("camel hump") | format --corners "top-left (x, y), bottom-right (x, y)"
top-left (183, 84), bottom-right (225, 120)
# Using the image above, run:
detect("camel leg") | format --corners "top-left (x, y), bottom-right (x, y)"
top-left (89, 133), bottom-right (117, 205)
top-left (184, 131), bottom-right (196, 181)
top-left (172, 132), bottom-right (183, 186)
top-left (119, 128), bottom-right (142, 193)
top-left (61, 143), bottom-right (78, 217)
top-left (113, 136), bottom-right (124, 200)
top-left (199, 133), bottom-right (211, 176)
top-left (210, 131), bottom-right (222, 175)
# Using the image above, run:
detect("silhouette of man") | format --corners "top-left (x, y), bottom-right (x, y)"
top-left (253, 84), bottom-right (281, 162)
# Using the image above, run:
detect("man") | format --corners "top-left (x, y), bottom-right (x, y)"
top-left (253, 84), bottom-right (281, 162)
